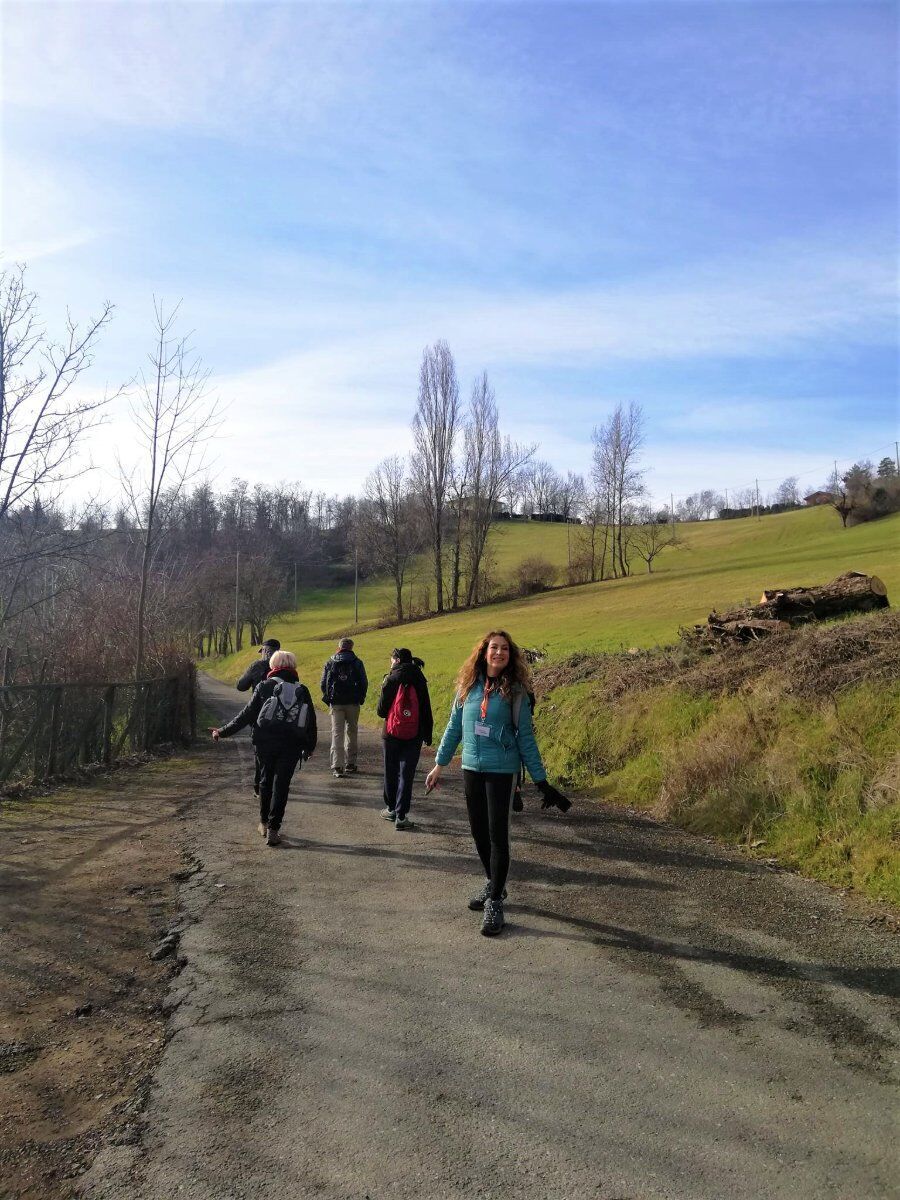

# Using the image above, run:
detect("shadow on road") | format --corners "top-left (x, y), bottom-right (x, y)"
top-left (514, 902), bottom-right (900, 1000)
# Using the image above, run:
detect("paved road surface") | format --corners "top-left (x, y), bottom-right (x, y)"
top-left (81, 672), bottom-right (899, 1199)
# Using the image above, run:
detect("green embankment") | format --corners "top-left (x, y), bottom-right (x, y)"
top-left (535, 616), bottom-right (900, 905)
top-left (206, 506), bottom-right (900, 903)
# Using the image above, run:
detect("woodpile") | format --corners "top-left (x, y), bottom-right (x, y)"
top-left (695, 572), bottom-right (889, 646)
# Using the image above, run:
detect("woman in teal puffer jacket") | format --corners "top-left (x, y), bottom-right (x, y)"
top-left (425, 629), bottom-right (567, 937)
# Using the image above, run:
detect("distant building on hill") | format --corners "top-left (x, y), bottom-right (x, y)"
top-left (803, 491), bottom-right (834, 506)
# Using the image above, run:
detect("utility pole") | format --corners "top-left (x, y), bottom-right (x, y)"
top-left (234, 550), bottom-right (241, 652)
top-left (755, 479), bottom-right (761, 520)
top-left (293, 561), bottom-right (298, 610)
top-left (670, 493), bottom-right (675, 525)
top-left (724, 487), bottom-right (728, 510)
top-left (353, 543), bottom-right (359, 625)
top-left (895, 441), bottom-right (899, 473)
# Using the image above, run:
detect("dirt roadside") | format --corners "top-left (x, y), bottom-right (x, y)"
top-left (0, 751), bottom-right (221, 1200)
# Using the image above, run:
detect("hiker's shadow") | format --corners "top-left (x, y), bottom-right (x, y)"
top-left (511, 902), bottom-right (900, 1000)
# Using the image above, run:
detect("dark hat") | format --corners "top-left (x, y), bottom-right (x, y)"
top-left (391, 647), bottom-right (412, 663)
top-left (262, 638), bottom-right (281, 651)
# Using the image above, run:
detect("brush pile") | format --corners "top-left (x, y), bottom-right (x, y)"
top-left (697, 571), bottom-right (888, 646)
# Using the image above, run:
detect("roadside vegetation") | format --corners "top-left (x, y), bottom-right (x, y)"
top-left (536, 612), bottom-right (900, 905)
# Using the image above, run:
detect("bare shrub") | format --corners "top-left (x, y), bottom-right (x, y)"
top-left (513, 555), bottom-right (557, 597)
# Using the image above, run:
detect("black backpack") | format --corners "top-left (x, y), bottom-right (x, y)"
top-left (327, 658), bottom-right (361, 704)
top-left (257, 681), bottom-right (313, 745)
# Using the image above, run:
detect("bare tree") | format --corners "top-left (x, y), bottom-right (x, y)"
top-left (445, 438), bottom-right (472, 610)
top-left (774, 476), bottom-right (800, 507)
top-left (121, 301), bottom-right (220, 679)
top-left (240, 552), bottom-right (284, 644)
top-left (677, 493), bottom-right (703, 521)
top-left (0, 265), bottom-right (121, 641)
top-left (411, 340), bottom-right (460, 614)
top-left (608, 403), bottom-right (644, 575)
top-left (462, 373), bottom-right (534, 605)
top-left (524, 459), bottom-right (561, 517)
top-left (363, 455), bottom-right (423, 621)
top-left (572, 488), bottom-right (607, 583)
top-left (630, 505), bottom-right (677, 573)
top-left (557, 471), bottom-right (586, 522)
top-left (591, 402), bottom-right (647, 575)
top-left (0, 263), bottom-right (117, 524)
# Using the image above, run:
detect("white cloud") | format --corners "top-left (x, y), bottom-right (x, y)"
top-left (2, 1), bottom-right (433, 140)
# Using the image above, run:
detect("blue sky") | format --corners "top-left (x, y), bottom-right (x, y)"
top-left (2, 0), bottom-right (897, 510)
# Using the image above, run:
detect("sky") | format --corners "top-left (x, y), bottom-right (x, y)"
top-left (2, 0), bottom-right (898, 512)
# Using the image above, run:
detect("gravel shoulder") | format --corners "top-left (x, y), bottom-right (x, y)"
top-left (3, 672), bottom-right (897, 1200)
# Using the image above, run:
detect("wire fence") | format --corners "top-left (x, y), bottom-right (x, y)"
top-left (0, 663), bottom-right (197, 789)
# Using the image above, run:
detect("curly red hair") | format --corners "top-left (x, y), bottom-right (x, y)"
top-left (455, 630), bottom-right (532, 700)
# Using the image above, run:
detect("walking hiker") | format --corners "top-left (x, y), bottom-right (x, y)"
top-left (235, 637), bottom-right (281, 692)
top-left (235, 638), bottom-right (281, 797)
top-left (376, 648), bottom-right (433, 829)
top-left (320, 637), bottom-right (367, 778)
top-left (424, 630), bottom-right (570, 937)
top-left (211, 650), bottom-right (317, 847)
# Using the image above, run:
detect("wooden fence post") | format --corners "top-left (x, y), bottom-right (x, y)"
top-left (0, 647), bottom-right (12, 752)
top-left (102, 686), bottom-right (115, 765)
top-left (31, 660), bottom-right (49, 779)
top-left (45, 686), bottom-right (63, 779)
top-left (141, 683), bottom-right (151, 751)
top-left (188, 663), bottom-right (197, 742)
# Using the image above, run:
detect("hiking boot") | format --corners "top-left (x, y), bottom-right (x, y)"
top-left (257, 821), bottom-right (267, 837)
top-left (481, 898), bottom-right (505, 937)
top-left (344, 764), bottom-right (358, 774)
top-left (381, 807), bottom-right (396, 821)
top-left (266, 826), bottom-right (282, 847)
top-left (394, 815), bottom-right (410, 830)
top-left (332, 768), bottom-right (344, 778)
top-left (468, 881), bottom-right (507, 911)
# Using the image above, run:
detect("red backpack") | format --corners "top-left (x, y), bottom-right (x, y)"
top-left (386, 682), bottom-right (420, 739)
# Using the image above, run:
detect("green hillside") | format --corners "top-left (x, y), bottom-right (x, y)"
top-left (209, 506), bottom-right (899, 723)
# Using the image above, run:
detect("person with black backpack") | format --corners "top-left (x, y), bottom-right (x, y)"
top-left (235, 637), bottom-right (281, 799)
top-left (211, 650), bottom-right (317, 847)
top-left (320, 637), bottom-right (368, 778)
top-left (375, 648), bottom-right (433, 829)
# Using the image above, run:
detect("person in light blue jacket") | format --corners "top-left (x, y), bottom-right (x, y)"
top-left (425, 629), bottom-right (569, 937)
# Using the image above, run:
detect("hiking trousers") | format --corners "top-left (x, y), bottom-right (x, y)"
top-left (257, 743), bottom-right (303, 830)
top-left (462, 770), bottom-right (516, 900)
top-left (329, 704), bottom-right (360, 771)
top-left (382, 736), bottom-right (423, 819)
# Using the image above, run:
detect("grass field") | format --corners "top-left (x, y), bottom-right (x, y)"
top-left (208, 505), bottom-right (900, 723)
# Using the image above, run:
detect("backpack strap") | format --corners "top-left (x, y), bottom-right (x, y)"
top-left (511, 685), bottom-right (524, 734)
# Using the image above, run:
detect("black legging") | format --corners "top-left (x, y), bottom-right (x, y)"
top-left (463, 770), bottom-right (516, 900)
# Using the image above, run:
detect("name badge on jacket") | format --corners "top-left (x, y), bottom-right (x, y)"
top-left (474, 721), bottom-right (491, 737)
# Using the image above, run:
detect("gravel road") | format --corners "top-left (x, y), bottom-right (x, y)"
top-left (80, 672), bottom-right (899, 1200)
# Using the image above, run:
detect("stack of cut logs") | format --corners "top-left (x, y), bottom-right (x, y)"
top-left (698, 572), bottom-right (889, 645)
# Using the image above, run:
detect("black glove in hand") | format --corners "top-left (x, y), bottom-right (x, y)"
top-left (536, 779), bottom-right (571, 813)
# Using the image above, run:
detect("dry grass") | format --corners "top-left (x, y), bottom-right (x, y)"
top-left (536, 610), bottom-right (900, 703)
